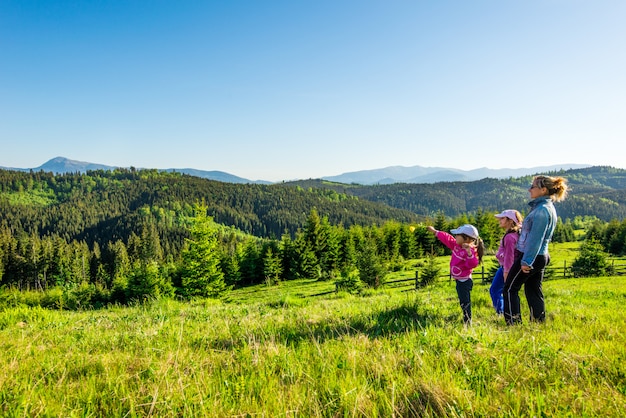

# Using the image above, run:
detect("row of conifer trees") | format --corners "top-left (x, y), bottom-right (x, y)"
top-left (3, 201), bottom-right (601, 309)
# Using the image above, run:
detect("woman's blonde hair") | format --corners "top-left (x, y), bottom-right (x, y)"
top-left (534, 175), bottom-right (569, 202)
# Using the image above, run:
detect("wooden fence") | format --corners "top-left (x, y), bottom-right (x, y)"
top-left (381, 259), bottom-right (626, 292)
top-left (394, 260), bottom-right (626, 289)
top-left (315, 260), bottom-right (626, 296)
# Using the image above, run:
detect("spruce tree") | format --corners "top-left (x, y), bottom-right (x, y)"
top-left (356, 237), bottom-right (386, 288)
top-left (572, 239), bottom-right (612, 277)
top-left (262, 247), bottom-right (283, 285)
top-left (179, 204), bottom-right (228, 298)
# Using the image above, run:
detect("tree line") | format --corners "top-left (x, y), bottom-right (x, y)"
top-left (281, 166), bottom-right (626, 221)
top-left (1, 167), bottom-right (626, 308)
top-left (0, 203), bottom-right (595, 308)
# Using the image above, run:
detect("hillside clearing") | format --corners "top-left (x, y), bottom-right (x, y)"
top-left (0, 276), bottom-right (624, 416)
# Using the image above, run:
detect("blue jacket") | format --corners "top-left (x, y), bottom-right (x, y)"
top-left (516, 196), bottom-right (557, 267)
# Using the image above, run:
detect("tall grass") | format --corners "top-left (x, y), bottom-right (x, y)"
top-left (1, 273), bottom-right (624, 417)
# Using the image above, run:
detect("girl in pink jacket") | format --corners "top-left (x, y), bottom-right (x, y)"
top-left (490, 210), bottom-right (523, 314)
top-left (427, 224), bottom-right (484, 325)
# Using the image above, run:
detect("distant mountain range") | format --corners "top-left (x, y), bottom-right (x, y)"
top-left (0, 157), bottom-right (592, 185)
top-left (322, 164), bottom-right (593, 184)
top-left (0, 157), bottom-right (270, 185)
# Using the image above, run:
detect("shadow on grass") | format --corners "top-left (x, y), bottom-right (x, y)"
top-left (274, 300), bottom-right (455, 347)
top-left (200, 299), bottom-right (453, 351)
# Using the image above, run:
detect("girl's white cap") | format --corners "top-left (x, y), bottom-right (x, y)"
top-left (450, 224), bottom-right (479, 239)
top-left (495, 209), bottom-right (521, 225)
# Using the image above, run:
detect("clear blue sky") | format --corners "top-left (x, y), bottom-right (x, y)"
top-left (1, 1), bottom-right (625, 182)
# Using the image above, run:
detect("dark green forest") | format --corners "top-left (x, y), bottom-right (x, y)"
top-left (1, 166), bottom-right (626, 308)
top-left (281, 166), bottom-right (626, 221)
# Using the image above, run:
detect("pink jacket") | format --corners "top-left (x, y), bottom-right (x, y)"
top-left (495, 231), bottom-right (519, 272)
top-left (435, 231), bottom-right (479, 280)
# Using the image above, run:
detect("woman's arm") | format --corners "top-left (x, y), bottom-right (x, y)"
top-left (521, 208), bottom-right (551, 268)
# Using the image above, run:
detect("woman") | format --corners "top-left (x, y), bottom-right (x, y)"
top-left (503, 175), bottom-right (568, 325)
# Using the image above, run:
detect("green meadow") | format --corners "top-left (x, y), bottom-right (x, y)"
top-left (1, 246), bottom-right (625, 417)
top-left (1, 278), bottom-right (624, 417)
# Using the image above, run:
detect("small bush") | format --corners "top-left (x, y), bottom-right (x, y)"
top-left (419, 254), bottom-right (442, 286)
top-left (0, 287), bottom-right (27, 309)
top-left (61, 282), bottom-right (97, 310)
top-left (335, 268), bottom-right (363, 294)
top-left (40, 288), bottom-right (65, 309)
top-left (18, 290), bottom-right (44, 308)
top-left (127, 262), bottom-right (175, 302)
top-left (572, 239), bottom-right (613, 277)
top-left (357, 240), bottom-right (387, 288)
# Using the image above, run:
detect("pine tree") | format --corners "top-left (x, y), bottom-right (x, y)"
top-left (239, 239), bottom-right (262, 285)
top-left (109, 240), bottom-right (131, 281)
top-left (262, 246), bottom-right (283, 286)
top-left (553, 218), bottom-right (576, 243)
top-left (339, 229), bottom-right (358, 271)
top-left (470, 209), bottom-right (499, 250)
top-left (318, 216), bottom-right (340, 279)
top-left (219, 247), bottom-right (242, 286)
top-left (434, 211), bottom-right (448, 233)
top-left (179, 204), bottom-right (229, 298)
top-left (572, 239), bottom-right (612, 277)
top-left (420, 253), bottom-right (442, 286)
top-left (109, 240), bottom-right (131, 303)
top-left (140, 221), bottom-right (163, 263)
top-left (127, 260), bottom-right (174, 301)
top-left (293, 231), bottom-right (319, 279)
top-left (400, 225), bottom-right (417, 259)
top-left (356, 237), bottom-right (386, 288)
top-left (279, 233), bottom-right (298, 281)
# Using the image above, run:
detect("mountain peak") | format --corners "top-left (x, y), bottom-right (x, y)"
top-left (0, 157), bottom-right (269, 184)
top-left (37, 157), bottom-right (115, 173)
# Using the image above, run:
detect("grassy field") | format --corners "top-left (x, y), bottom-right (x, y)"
top-left (1, 269), bottom-right (625, 417)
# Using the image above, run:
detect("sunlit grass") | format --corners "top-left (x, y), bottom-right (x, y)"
top-left (1, 273), bottom-right (625, 416)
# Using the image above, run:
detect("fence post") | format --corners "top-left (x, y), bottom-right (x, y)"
top-left (415, 270), bottom-right (419, 289)
top-left (481, 265), bottom-right (485, 283)
top-left (563, 260), bottom-right (567, 278)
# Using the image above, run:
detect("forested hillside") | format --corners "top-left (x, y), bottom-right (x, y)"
top-left (0, 168), bottom-right (419, 245)
top-left (282, 166), bottom-right (626, 221)
top-left (1, 165), bottom-right (626, 307)
top-left (0, 168), bottom-right (423, 301)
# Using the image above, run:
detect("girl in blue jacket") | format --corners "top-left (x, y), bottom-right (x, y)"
top-left (503, 175), bottom-right (568, 325)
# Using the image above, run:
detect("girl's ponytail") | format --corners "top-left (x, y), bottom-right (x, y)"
top-left (475, 238), bottom-right (485, 263)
